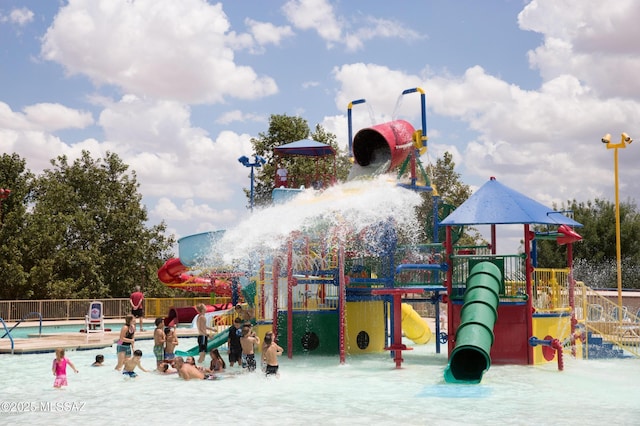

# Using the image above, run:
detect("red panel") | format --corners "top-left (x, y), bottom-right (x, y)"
top-left (449, 303), bottom-right (529, 365)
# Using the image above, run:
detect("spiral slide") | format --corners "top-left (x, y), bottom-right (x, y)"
top-left (401, 303), bottom-right (432, 344)
top-left (444, 262), bottom-right (501, 384)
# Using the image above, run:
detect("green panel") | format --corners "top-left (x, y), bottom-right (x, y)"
top-left (276, 311), bottom-right (339, 355)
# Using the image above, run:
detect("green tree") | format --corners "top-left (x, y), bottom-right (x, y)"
top-left (245, 114), bottom-right (351, 208)
top-left (534, 198), bottom-right (640, 288)
top-left (416, 152), bottom-right (483, 245)
top-left (0, 154), bottom-right (35, 299)
top-left (18, 151), bottom-right (175, 299)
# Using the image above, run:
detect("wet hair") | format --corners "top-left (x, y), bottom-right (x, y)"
top-left (210, 348), bottom-right (226, 369)
top-left (133, 349), bottom-right (143, 357)
top-left (155, 317), bottom-right (164, 326)
top-left (95, 354), bottom-right (104, 363)
top-left (162, 363), bottom-right (169, 372)
top-left (264, 333), bottom-right (273, 345)
top-left (197, 303), bottom-right (206, 313)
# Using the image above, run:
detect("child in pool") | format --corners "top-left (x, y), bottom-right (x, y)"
top-left (52, 348), bottom-right (78, 388)
top-left (208, 348), bottom-right (226, 372)
top-left (92, 354), bottom-right (105, 366)
top-left (122, 349), bottom-right (149, 378)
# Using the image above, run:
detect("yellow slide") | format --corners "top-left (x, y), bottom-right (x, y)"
top-left (401, 303), bottom-right (432, 344)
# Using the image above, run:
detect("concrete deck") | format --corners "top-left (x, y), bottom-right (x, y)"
top-left (0, 319), bottom-right (200, 354)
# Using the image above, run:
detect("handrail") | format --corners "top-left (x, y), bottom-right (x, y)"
top-left (575, 281), bottom-right (640, 358)
top-left (0, 311), bottom-right (42, 339)
top-left (0, 317), bottom-right (15, 354)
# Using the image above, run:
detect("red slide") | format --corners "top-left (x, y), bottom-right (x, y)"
top-left (157, 257), bottom-right (209, 285)
top-left (157, 257), bottom-right (235, 295)
top-left (163, 303), bottom-right (233, 327)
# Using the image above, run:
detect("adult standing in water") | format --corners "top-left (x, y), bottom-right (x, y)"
top-left (130, 285), bottom-right (145, 332)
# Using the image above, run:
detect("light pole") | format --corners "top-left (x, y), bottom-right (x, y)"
top-left (602, 132), bottom-right (633, 320)
top-left (0, 188), bottom-right (11, 225)
top-left (238, 154), bottom-right (266, 212)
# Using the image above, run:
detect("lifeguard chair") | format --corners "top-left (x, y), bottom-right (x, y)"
top-left (85, 301), bottom-right (105, 333)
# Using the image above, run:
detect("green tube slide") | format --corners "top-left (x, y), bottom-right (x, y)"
top-left (444, 261), bottom-right (502, 384)
top-left (175, 330), bottom-right (228, 357)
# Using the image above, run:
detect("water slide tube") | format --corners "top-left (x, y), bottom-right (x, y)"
top-left (175, 330), bottom-right (229, 357)
top-left (163, 303), bottom-right (233, 327)
top-left (157, 257), bottom-right (210, 285)
top-left (401, 303), bottom-right (432, 344)
top-left (444, 261), bottom-right (501, 384)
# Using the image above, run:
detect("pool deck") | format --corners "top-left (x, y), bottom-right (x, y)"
top-left (0, 319), bottom-right (201, 355)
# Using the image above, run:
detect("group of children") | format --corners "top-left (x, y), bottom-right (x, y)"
top-left (51, 304), bottom-right (283, 388)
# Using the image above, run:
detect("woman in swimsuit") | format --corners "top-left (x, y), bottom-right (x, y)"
top-left (115, 314), bottom-right (136, 370)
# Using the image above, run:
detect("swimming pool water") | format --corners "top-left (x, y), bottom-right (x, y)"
top-left (0, 337), bottom-right (638, 426)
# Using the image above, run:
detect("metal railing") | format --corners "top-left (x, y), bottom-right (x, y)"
top-left (0, 297), bottom-right (222, 323)
top-left (574, 281), bottom-right (640, 358)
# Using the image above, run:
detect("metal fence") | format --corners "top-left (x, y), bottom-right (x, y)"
top-left (0, 297), bottom-right (224, 322)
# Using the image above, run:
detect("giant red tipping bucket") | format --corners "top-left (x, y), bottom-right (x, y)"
top-left (352, 119), bottom-right (415, 171)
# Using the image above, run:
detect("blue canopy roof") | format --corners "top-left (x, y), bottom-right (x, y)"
top-left (274, 139), bottom-right (336, 157)
top-left (440, 177), bottom-right (583, 227)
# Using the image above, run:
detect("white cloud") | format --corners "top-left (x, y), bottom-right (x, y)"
top-left (23, 103), bottom-right (94, 131)
top-left (1, 7), bottom-right (34, 25)
top-left (215, 110), bottom-right (266, 125)
top-left (519, 0), bottom-right (640, 98)
top-left (245, 18), bottom-right (294, 47)
top-left (40, 0), bottom-right (278, 104)
top-left (283, 0), bottom-right (422, 51)
top-left (283, 0), bottom-right (343, 46)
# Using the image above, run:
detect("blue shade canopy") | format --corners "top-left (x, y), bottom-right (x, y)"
top-left (440, 177), bottom-right (583, 227)
top-left (274, 139), bottom-right (336, 157)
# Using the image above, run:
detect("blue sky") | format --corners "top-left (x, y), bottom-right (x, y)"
top-left (1, 0), bottom-right (639, 255)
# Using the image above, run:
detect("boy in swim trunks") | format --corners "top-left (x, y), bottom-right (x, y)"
top-left (153, 318), bottom-right (165, 369)
top-left (240, 323), bottom-right (260, 372)
top-left (164, 326), bottom-right (179, 362)
top-left (196, 303), bottom-right (216, 364)
top-left (262, 332), bottom-right (283, 377)
top-left (122, 349), bottom-right (148, 378)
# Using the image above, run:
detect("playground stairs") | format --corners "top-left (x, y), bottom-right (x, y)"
top-left (575, 281), bottom-right (640, 359)
top-left (582, 332), bottom-right (628, 359)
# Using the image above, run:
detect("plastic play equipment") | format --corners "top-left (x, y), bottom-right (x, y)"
top-left (157, 257), bottom-right (237, 295)
top-left (401, 303), bottom-right (432, 345)
top-left (444, 261), bottom-right (501, 384)
top-left (163, 303), bottom-right (233, 327)
top-left (175, 330), bottom-right (229, 357)
top-left (352, 120), bottom-right (415, 171)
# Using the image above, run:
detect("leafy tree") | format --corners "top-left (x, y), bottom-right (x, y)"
top-left (11, 151), bottom-right (175, 299)
top-left (415, 152), bottom-right (483, 246)
top-left (0, 154), bottom-right (34, 299)
top-left (534, 198), bottom-right (640, 288)
top-left (245, 114), bottom-right (351, 208)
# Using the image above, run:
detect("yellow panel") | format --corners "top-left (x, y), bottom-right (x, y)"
top-left (345, 301), bottom-right (386, 354)
top-left (532, 316), bottom-right (572, 364)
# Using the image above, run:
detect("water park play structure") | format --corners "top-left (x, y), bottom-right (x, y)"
top-left (157, 87), bottom-right (639, 383)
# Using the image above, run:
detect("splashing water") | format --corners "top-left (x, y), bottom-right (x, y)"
top-left (209, 176), bottom-right (422, 268)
